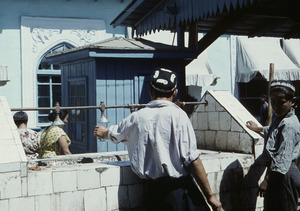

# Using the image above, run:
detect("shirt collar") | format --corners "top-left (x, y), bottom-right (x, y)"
top-left (147, 100), bottom-right (177, 108)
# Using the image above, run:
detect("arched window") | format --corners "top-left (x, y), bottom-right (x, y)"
top-left (37, 43), bottom-right (74, 126)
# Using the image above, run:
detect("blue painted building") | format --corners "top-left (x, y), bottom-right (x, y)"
top-left (47, 37), bottom-right (197, 153)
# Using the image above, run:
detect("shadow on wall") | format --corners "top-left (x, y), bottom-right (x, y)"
top-left (220, 157), bottom-right (266, 211)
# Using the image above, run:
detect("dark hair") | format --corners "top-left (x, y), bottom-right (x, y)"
top-left (13, 111), bottom-right (28, 128)
top-left (48, 110), bottom-right (69, 122)
top-left (260, 94), bottom-right (267, 99)
top-left (150, 86), bottom-right (175, 99)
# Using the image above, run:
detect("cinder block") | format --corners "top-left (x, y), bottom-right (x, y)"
top-left (60, 191), bottom-right (84, 211)
top-left (216, 102), bottom-right (224, 112)
top-left (196, 104), bottom-right (205, 112)
top-left (219, 156), bottom-right (241, 171)
top-left (204, 95), bottom-right (216, 112)
top-left (0, 162), bottom-right (20, 173)
top-left (28, 170), bottom-right (53, 196)
top-left (239, 133), bottom-right (253, 153)
top-left (202, 158), bottom-right (221, 173)
top-left (204, 131), bottom-right (216, 149)
top-left (208, 112), bottom-right (219, 130)
top-left (215, 131), bottom-right (228, 150)
top-left (35, 194), bottom-right (60, 211)
top-left (195, 130), bottom-right (205, 148)
top-left (238, 156), bottom-right (254, 168)
top-left (219, 112), bottom-right (231, 131)
top-left (231, 119), bottom-right (243, 132)
top-left (128, 184), bottom-right (144, 208)
top-left (0, 171), bottom-right (22, 199)
top-left (53, 170), bottom-right (77, 193)
top-left (206, 172), bottom-right (223, 194)
top-left (190, 114), bottom-right (197, 128)
top-left (20, 162), bottom-right (28, 177)
top-left (106, 185), bottom-right (128, 210)
top-left (9, 197), bottom-right (34, 211)
top-left (0, 199), bottom-right (8, 211)
top-left (100, 166), bottom-right (121, 187)
top-left (84, 188), bottom-right (106, 211)
top-left (197, 112), bottom-right (208, 130)
top-left (122, 166), bottom-right (143, 185)
top-left (21, 177), bottom-right (28, 196)
top-left (227, 132), bottom-right (240, 151)
top-left (77, 168), bottom-right (100, 190)
top-left (254, 143), bottom-right (264, 159)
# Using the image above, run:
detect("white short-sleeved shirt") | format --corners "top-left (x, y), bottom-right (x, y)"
top-left (108, 100), bottom-right (200, 179)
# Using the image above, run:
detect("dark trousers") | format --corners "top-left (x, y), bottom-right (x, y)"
top-left (145, 175), bottom-right (210, 211)
top-left (264, 163), bottom-right (300, 211)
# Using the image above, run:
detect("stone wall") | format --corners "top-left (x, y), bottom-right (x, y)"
top-left (1, 151), bottom-right (265, 211)
top-left (0, 95), bottom-right (267, 210)
top-left (191, 90), bottom-right (264, 158)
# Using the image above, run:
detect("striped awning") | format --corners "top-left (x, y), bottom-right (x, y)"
top-left (111, 0), bottom-right (256, 36)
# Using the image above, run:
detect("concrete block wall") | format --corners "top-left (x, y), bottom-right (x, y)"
top-left (201, 150), bottom-right (265, 211)
top-left (0, 159), bottom-right (146, 211)
top-left (0, 95), bottom-right (267, 210)
top-left (0, 151), bottom-right (265, 211)
top-left (191, 90), bottom-right (264, 157)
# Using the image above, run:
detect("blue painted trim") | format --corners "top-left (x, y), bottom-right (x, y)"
top-left (89, 51), bottom-right (154, 58)
top-left (89, 51), bottom-right (197, 59)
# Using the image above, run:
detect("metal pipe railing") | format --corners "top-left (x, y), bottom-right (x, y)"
top-left (10, 100), bottom-right (208, 112)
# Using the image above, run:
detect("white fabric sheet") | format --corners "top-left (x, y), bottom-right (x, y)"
top-left (282, 39), bottom-right (300, 68)
top-left (186, 52), bottom-right (219, 86)
top-left (236, 36), bottom-right (300, 82)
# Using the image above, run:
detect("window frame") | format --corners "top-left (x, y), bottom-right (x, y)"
top-left (36, 43), bottom-right (74, 127)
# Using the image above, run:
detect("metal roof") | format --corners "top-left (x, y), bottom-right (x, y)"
top-left (46, 37), bottom-right (198, 64)
top-left (111, 0), bottom-right (300, 39)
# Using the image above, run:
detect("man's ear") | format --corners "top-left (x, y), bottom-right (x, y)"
top-left (292, 97), bottom-right (296, 106)
top-left (173, 89), bottom-right (178, 98)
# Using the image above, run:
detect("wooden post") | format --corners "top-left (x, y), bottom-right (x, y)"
top-left (267, 63), bottom-right (274, 126)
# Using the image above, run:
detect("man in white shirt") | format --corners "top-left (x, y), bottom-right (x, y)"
top-left (94, 68), bottom-right (221, 211)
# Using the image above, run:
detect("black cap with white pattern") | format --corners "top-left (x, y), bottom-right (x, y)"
top-left (270, 80), bottom-right (295, 93)
top-left (150, 68), bottom-right (177, 93)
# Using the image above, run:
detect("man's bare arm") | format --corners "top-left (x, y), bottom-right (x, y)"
top-left (189, 157), bottom-right (222, 211)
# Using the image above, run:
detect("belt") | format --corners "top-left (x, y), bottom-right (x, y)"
top-left (148, 175), bottom-right (193, 190)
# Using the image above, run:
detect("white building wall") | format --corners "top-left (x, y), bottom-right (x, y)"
top-left (0, 0), bottom-right (130, 128)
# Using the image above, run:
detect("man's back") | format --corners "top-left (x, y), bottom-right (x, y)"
top-left (109, 100), bottom-right (199, 179)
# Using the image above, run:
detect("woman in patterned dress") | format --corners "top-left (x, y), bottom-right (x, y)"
top-left (13, 111), bottom-right (41, 159)
top-left (39, 110), bottom-right (72, 158)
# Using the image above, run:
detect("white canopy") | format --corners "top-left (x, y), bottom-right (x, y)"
top-left (281, 39), bottom-right (300, 68)
top-left (186, 50), bottom-right (219, 87)
top-left (236, 36), bottom-right (300, 82)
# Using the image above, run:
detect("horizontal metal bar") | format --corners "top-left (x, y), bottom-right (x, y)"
top-left (10, 101), bottom-right (207, 112)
